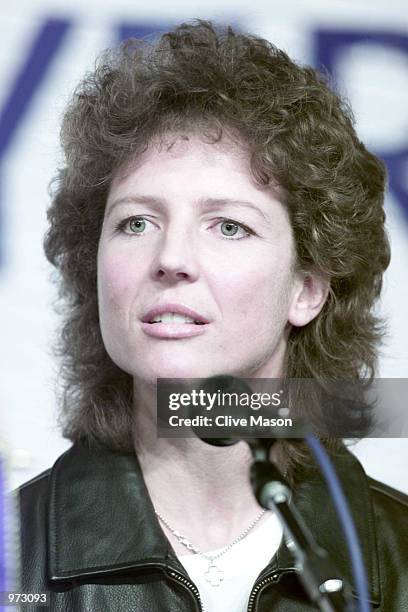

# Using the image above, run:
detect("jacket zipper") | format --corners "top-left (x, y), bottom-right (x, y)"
top-left (168, 569), bottom-right (204, 612)
top-left (247, 569), bottom-right (297, 612)
top-left (168, 564), bottom-right (298, 612)
top-left (168, 569), bottom-right (280, 612)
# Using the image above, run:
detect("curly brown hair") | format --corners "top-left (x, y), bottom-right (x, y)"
top-left (44, 20), bottom-right (390, 473)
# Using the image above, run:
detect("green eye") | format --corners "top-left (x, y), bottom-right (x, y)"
top-left (129, 218), bottom-right (146, 233)
top-left (220, 221), bottom-right (239, 237)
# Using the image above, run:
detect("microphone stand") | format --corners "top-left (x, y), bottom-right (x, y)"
top-left (247, 437), bottom-right (356, 612)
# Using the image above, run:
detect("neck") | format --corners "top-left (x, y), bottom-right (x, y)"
top-left (133, 381), bottom-right (270, 552)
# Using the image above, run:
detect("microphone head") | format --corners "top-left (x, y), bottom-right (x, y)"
top-left (192, 375), bottom-right (254, 447)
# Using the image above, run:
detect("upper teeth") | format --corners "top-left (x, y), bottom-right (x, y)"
top-left (151, 313), bottom-right (200, 324)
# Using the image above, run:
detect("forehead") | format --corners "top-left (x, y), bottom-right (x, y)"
top-left (113, 132), bottom-right (245, 175)
top-left (109, 131), bottom-right (282, 201)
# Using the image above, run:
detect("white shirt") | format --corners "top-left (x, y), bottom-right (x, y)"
top-left (178, 512), bottom-right (283, 612)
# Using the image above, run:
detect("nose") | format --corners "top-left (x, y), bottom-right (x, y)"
top-left (150, 224), bottom-right (200, 284)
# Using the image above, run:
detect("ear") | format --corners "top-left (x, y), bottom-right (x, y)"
top-left (288, 270), bottom-right (329, 328)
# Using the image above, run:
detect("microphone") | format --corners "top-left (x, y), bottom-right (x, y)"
top-left (194, 375), bottom-right (362, 612)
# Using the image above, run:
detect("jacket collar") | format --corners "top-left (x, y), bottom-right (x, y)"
top-left (47, 441), bottom-right (380, 605)
top-left (48, 442), bottom-right (180, 581)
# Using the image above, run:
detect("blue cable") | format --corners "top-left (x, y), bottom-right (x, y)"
top-left (305, 434), bottom-right (371, 612)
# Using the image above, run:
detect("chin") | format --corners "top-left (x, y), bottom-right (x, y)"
top-left (140, 355), bottom-right (224, 382)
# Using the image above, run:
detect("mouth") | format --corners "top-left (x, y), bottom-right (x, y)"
top-left (147, 313), bottom-right (205, 325)
top-left (141, 304), bottom-right (210, 339)
top-left (142, 303), bottom-right (210, 324)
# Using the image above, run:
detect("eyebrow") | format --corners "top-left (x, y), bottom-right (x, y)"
top-left (106, 195), bottom-right (269, 221)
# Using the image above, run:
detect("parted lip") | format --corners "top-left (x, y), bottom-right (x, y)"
top-left (141, 303), bottom-right (210, 324)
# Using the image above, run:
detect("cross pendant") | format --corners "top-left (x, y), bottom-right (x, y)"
top-left (205, 563), bottom-right (224, 587)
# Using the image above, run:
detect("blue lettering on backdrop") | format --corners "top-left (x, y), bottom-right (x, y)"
top-left (315, 30), bottom-right (408, 221)
top-left (0, 18), bottom-right (71, 265)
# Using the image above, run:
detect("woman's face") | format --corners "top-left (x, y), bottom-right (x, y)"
top-left (97, 134), bottom-right (310, 386)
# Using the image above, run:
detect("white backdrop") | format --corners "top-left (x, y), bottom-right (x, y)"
top-left (0, 0), bottom-right (407, 490)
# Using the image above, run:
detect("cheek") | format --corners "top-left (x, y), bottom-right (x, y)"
top-left (97, 251), bottom-right (135, 325)
top-left (97, 250), bottom-right (142, 374)
top-left (218, 256), bottom-right (294, 320)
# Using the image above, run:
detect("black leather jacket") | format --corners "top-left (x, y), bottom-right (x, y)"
top-left (19, 441), bottom-right (408, 611)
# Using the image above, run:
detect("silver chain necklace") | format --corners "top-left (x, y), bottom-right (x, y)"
top-left (155, 509), bottom-right (267, 587)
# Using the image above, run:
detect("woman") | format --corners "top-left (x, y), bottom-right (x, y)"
top-left (19, 20), bottom-right (408, 611)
